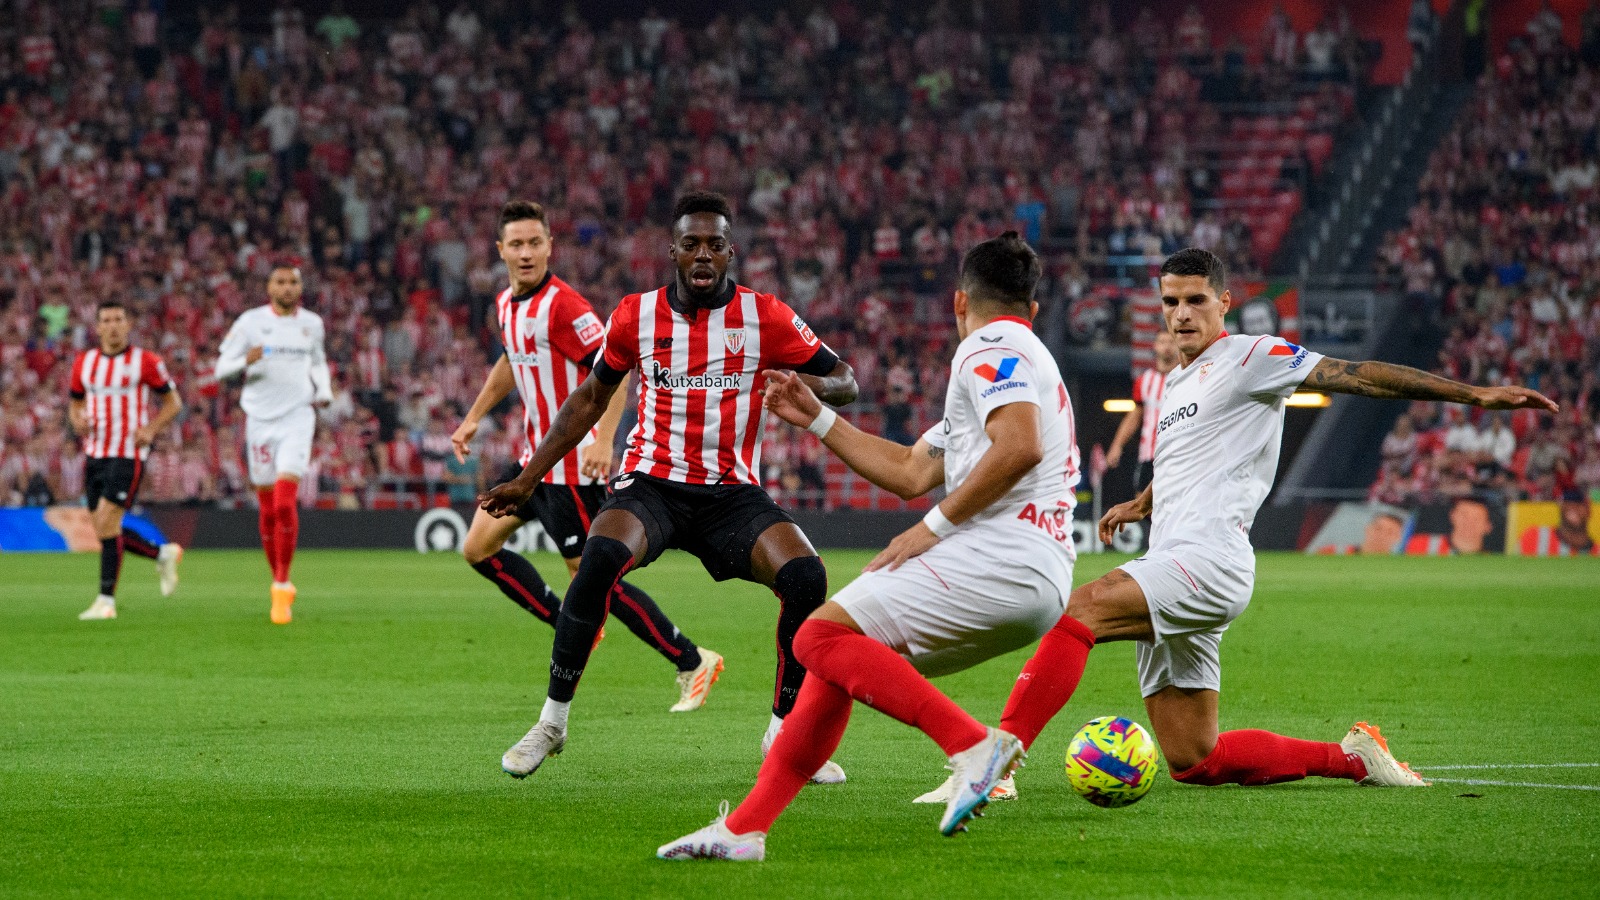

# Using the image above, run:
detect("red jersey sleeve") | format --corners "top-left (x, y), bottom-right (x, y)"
top-left (599, 293), bottom-right (641, 372)
top-left (548, 287), bottom-right (607, 364)
top-left (69, 352), bottom-right (87, 398)
top-left (757, 294), bottom-right (826, 369)
top-left (1131, 373), bottom-right (1145, 404)
top-left (141, 350), bottom-right (174, 392)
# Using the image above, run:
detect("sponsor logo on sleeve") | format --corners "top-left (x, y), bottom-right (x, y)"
top-left (792, 314), bottom-right (818, 346)
top-left (1267, 340), bottom-right (1310, 368)
top-left (573, 312), bottom-right (605, 344)
top-left (974, 357), bottom-right (1030, 397)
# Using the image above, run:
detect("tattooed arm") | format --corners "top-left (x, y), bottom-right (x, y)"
top-left (1302, 358), bottom-right (1559, 412)
top-left (763, 368), bottom-right (945, 499)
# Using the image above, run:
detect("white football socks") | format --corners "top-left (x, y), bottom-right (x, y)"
top-left (540, 698), bottom-right (571, 730)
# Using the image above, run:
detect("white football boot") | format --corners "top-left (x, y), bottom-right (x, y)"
top-left (913, 769), bottom-right (1017, 804)
top-left (156, 543), bottom-right (182, 597)
top-left (940, 727), bottom-right (1025, 836)
top-left (77, 595), bottom-right (117, 620)
top-left (657, 801), bottom-right (766, 862)
top-left (502, 720), bottom-right (566, 778)
top-left (1341, 721), bottom-right (1429, 786)
top-left (669, 649), bottom-right (724, 712)
top-left (762, 724), bottom-right (846, 784)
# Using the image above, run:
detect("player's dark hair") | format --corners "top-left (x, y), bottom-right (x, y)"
top-left (96, 299), bottom-right (127, 316)
top-left (499, 200), bottom-right (547, 237)
top-left (671, 191), bottom-right (733, 225)
top-left (1160, 247), bottom-right (1227, 295)
top-left (958, 231), bottom-right (1040, 309)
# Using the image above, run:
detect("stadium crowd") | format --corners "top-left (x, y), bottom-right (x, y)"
top-left (0, 0), bottom-right (1366, 509)
top-left (1370, 14), bottom-right (1600, 507)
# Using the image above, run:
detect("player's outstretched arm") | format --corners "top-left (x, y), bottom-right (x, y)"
top-left (479, 372), bottom-right (618, 517)
top-left (798, 360), bottom-right (858, 407)
top-left (761, 368), bottom-right (943, 499)
top-left (451, 355), bottom-right (516, 463)
top-left (1302, 358), bottom-right (1559, 412)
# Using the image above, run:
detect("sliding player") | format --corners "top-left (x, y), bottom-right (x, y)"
top-left (481, 192), bottom-right (858, 783)
top-left (452, 200), bottom-right (720, 712)
top-left (659, 232), bottom-right (1077, 860)
top-left (216, 265), bottom-right (331, 624)
top-left (71, 301), bottom-right (184, 619)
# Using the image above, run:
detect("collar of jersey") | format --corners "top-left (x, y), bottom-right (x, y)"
top-left (1179, 330), bottom-right (1230, 369)
top-left (990, 315), bottom-right (1033, 330)
top-left (666, 279), bottom-right (737, 316)
top-left (96, 344), bottom-right (131, 357)
top-left (509, 270), bottom-right (554, 302)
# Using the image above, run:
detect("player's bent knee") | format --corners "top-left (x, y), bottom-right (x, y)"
top-left (773, 555), bottom-right (827, 611)
top-left (791, 617), bottom-right (846, 669)
top-left (563, 536), bottom-right (634, 625)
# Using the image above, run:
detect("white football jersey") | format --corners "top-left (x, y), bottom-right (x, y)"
top-left (1149, 333), bottom-right (1323, 561)
top-left (215, 305), bottom-right (333, 421)
top-left (923, 316), bottom-right (1081, 584)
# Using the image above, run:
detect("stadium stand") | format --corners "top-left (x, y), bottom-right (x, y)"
top-left (0, 1), bottom-right (1372, 510)
top-left (1369, 12), bottom-right (1600, 506)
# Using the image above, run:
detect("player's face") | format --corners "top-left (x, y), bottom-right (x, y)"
top-left (1153, 331), bottom-right (1179, 370)
top-left (96, 308), bottom-right (130, 352)
top-left (268, 268), bottom-right (303, 310)
top-left (1159, 274), bottom-right (1230, 364)
top-left (670, 213), bottom-right (733, 302)
top-left (497, 218), bottom-right (552, 290)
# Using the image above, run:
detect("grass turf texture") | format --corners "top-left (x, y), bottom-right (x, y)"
top-left (2, 550), bottom-right (1598, 898)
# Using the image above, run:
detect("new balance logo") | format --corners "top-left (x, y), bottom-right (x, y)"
top-left (655, 337), bottom-right (674, 350)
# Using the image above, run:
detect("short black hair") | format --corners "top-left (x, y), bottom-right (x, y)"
top-left (671, 191), bottom-right (732, 225)
top-left (1159, 247), bottom-right (1227, 295)
top-left (96, 300), bottom-right (127, 316)
top-left (499, 200), bottom-right (547, 237)
top-left (958, 231), bottom-right (1040, 308)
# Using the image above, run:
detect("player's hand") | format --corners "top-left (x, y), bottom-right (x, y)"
top-left (1474, 385), bottom-right (1558, 413)
top-left (134, 424), bottom-right (157, 447)
top-left (1098, 499), bottom-right (1149, 545)
top-left (578, 440), bottom-right (614, 481)
top-left (865, 522), bottom-right (941, 572)
top-left (1105, 445), bottom-right (1123, 469)
top-left (450, 419), bottom-right (479, 463)
top-left (69, 408), bottom-right (88, 435)
top-left (245, 346), bottom-right (264, 365)
top-left (479, 476), bottom-right (535, 518)
top-left (760, 369), bottom-right (823, 429)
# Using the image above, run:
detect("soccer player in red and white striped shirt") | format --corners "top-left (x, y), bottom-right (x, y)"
top-left (451, 201), bottom-right (715, 713)
top-left (68, 301), bottom-right (184, 620)
top-left (482, 192), bottom-right (858, 781)
top-left (1106, 330), bottom-right (1177, 494)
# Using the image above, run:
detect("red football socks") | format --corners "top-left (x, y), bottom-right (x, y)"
top-left (1171, 729), bottom-right (1366, 786)
top-left (724, 675), bottom-right (852, 835)
top-left (273, 479), bottom-right (299, 582)
top-left (256, 488), bottom-right (279, 580)
top-left (999, 614), bottom-right (1096, 749)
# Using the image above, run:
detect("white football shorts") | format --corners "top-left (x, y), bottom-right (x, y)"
top-left (832, 524), bottom-right (1070, 678)
top-left (245, 405), bottom-right (316, 485)
top-left (1119, 546), bottom-right (1254, 698)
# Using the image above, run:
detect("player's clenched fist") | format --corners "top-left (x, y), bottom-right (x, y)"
top-left (479, 477), bottom-right (534, 518)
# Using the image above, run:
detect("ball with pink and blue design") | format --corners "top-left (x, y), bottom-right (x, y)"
top-left (1064, 716), bottom-right (1160, 808)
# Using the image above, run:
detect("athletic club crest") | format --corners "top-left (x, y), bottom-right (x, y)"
top-left (724, 330), bottom-right (746, 355)
top-left (1198, 361), bottom-right (1215, 382)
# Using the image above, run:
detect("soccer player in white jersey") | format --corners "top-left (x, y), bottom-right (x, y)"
top-left (659, 232), bottom-right (1078, 860)
top-left (70, 300), bottom-right (184, 620)
top-left (993, 248), bottom-right (1557, 795)
top-left (215, 265), bottom-right (332, 624)
top-left (452, 201), bottom-right (720, 713)
top-left (1106, 329), bottom-right (1178, 493)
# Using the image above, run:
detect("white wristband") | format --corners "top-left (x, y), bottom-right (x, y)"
top-left (922, 504), bottom-right (957, 539)
top-left (806, 406), bottom-right (838, 438)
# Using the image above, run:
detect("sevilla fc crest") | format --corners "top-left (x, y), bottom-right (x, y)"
top-left (1198, 361), bottom-right (1214, 382)
top-left (724, 330), bottom-right (746, 355)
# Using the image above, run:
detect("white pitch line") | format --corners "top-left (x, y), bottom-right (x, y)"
top-left (1429, 777), bottom-right (1600, 791)
top-left (1424, 763), bottom-right (1600, 770)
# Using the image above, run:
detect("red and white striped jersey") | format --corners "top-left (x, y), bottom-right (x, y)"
top-left (1131, 366), bottom-right (1167, 463)
top-left (69, 346), bottom-right (174, 460)
top-left (495, 274), bottom-right (607, 485)
top-left (600, 283), bottom-right (834, 486)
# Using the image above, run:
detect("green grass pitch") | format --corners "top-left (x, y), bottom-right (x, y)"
top-left (3, 549), bottom-right (1598, 897)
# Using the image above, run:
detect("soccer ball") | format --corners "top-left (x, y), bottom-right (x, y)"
top-left (1064, 716), bottom-right (1161, 808)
